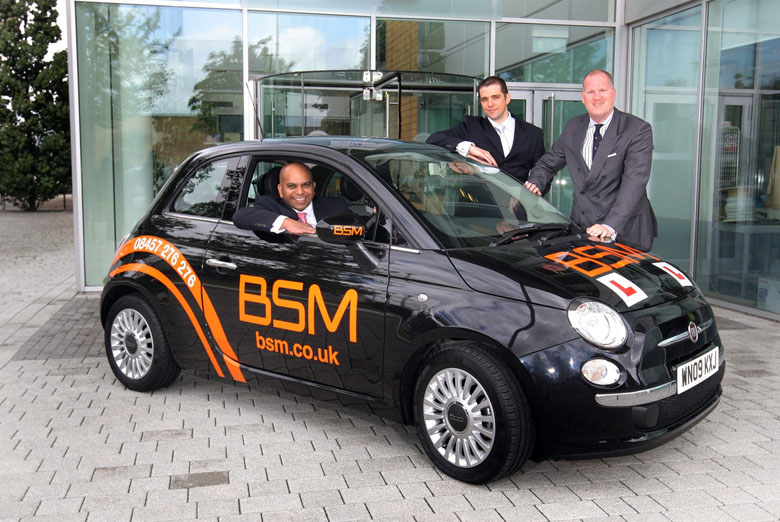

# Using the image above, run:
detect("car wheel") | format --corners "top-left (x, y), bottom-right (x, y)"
top-left (104, 294), bottom-right (181, 392)
top-left (414, 342), bottom-right (535, 483)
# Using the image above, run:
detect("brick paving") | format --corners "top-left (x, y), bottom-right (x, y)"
top-left (1, 208), bottom-right (779, 521)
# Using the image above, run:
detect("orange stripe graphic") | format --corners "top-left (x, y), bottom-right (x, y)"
top-left (110, 235), bottom-right (245, 382)
top-left (110, 263), bottom-right (224, 378)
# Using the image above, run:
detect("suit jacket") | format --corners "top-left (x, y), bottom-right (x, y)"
top-left (527, 109), bottom-right (658, 251)
top-left (426, 114), bottom-right (545, 182)
top-left (232, 195), bottom-right (348, 232)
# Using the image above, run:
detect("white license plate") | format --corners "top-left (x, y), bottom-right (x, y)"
top-left (676, 346), bottom-right (719, 394)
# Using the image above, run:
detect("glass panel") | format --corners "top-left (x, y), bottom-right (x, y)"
top-left (247, 12), bottom-right (369, 76)
top-left (171, 159), bottom-right (231, 218)
top-left (501, 0), bottom-right (615, 22)
top-left (76, 3), bottom-right (242, 286)
top-left (496, 24), bottom-right (614, 84)
top-left (697, 0), bottom-right (780, 313)
top-left (541, 96), bottom-right (587, 217)
top-left (631, 7), bottom-right (702, 269)
top-left (257, 71), bottom-right (476, 140)
top-left (376, 19), bottom-right (489, 77)
top-left (507, 99), bottom-right (527, 121)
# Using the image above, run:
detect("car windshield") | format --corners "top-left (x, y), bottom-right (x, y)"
top-left (353, 146), bottom-right (571, 248)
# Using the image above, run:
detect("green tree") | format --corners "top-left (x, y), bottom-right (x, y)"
top-left (0, 0), bottom-right (70, 210)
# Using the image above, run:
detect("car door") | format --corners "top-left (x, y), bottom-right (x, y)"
top-left (139, 154), bottom-right (240, 369)
top-left (200, 153), bottom-right (390, 398)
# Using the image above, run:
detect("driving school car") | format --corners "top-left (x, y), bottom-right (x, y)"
top-left (101, 137), bottom-right (724, 483)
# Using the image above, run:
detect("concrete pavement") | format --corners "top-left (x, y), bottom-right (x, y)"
top-left (1, 207), bottom-right (779, 522)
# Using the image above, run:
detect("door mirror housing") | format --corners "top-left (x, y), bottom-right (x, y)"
top-left (316, 213), bottom-right (366, 245)
top-left (316, 213), bottom-right (378, 270)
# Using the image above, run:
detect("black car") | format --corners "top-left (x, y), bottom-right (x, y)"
top-left (101, 137), bottom-right (724, 483)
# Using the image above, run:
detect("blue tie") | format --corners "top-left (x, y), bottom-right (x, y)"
top-left (592, 124), bottom-right (603, 158)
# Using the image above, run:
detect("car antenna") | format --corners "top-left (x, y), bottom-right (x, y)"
top-left (245, 81), bottom-right (265, 141)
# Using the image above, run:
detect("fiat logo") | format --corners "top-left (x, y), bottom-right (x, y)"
top-left (687, 321), bottom-right (699, 343)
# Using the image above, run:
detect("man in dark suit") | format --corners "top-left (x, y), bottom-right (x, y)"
top-left (233, 162), bottom-right (347, 235)
top-left (426, 76), bottom-right (545, 183)
top-left (525, 69), bottom-right (658, 251)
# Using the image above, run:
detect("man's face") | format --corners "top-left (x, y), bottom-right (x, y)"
top-left (479, 83), bottom-right (511, 123)
top-left (278, 164), bottom-right (315, 211)
top-left (581, 72), bottom-right (616, 123)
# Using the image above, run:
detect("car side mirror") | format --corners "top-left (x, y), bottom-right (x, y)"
top-left (316, 213), bottom-right (379, 270)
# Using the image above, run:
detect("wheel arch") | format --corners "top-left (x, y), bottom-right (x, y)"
top-left (396, 331), bottom-right (538, 428)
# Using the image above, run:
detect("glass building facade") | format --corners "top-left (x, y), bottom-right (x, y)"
top-left (67, 0), bottom-right (780, 318)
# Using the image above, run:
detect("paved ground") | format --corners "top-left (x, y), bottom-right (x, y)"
top-left (1, 206), bottom-right (779, 522)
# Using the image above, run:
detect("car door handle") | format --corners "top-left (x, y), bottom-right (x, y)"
top-left (206, 258), bottom-right (237, 270)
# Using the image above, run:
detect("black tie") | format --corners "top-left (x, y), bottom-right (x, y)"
top-left (592, 123), bottom-right (603, 158)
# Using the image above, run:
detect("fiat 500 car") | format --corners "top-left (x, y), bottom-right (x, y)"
top-left (101, 137), bottom-right (725, 483)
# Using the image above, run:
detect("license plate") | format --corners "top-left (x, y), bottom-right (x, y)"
top-left (676, 346), bottom-right (719, 394)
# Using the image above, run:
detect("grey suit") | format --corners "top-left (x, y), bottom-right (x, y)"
top-left (528, 108), bottom-right (657, 251)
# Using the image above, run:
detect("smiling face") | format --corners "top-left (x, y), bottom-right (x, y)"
top-left (581, 70), bottom-right (616, 123)
top-left (278, 163), bottom-right (315, 211)
top-left (479, 83), bottom-right (511, 124)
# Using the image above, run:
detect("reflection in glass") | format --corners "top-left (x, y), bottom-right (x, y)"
top-left (76, 3), bottom-right (241, 286)
top-left (500, 0), bottom-right (614, 22)
top-left (631, 7), bottom-right (701, 269)
top-left (256, 71), bottom-right (476, 141)
top-left (697, 0), bottom-right (780, 312)
top-left (376, 19), bottom-right (489, 77)
top-left (247, 12), bottom-right (369, 75)
top-left (496, 24), bottom-right (613, 83)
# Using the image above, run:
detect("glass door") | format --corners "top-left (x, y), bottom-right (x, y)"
top-left (533, 91), bottom-right (586, 216)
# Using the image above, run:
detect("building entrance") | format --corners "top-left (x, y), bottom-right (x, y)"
top-left (508, 89), bottom-right (585, 216)
top-left (251, 70), bottom-right (478, 142)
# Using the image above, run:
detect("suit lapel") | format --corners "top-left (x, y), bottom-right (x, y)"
top-left (482, 118), bottom-right (504, 160)
top-left (568, 116), bottom-right (590, 176)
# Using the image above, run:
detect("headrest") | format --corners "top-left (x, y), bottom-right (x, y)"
top-left (340, 175), bottom-right (364, 201)
top-left (261, 166), bottom-right (282, 195)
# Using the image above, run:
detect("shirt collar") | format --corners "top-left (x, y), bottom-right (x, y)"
top-left (589, 110), bottom-right (614, 130)
top-left (490, 114), bottom-right (514, 133)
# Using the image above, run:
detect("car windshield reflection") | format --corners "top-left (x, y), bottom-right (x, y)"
top-left (355, 147), bottom-right (570, 248)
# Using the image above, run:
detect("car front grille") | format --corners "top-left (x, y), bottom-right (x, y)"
top-left (656, 362), bottom-right (724, 428)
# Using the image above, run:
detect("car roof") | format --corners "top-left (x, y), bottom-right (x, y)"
top-left (183, 137), bottom-right (439, 164)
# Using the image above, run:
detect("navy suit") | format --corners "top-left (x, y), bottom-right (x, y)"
top-left (426, 114), bottom-right (545, 182)
top-left (527, 109), bottom-right (657, 251)
top-left (232, 195), bottom-right (348, 232)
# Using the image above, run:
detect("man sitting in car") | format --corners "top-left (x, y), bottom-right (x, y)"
top-left (233, 162), bottom-right (348, 235)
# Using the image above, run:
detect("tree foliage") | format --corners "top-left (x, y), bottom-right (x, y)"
top-left (0, 0), bottom-right (71, 210)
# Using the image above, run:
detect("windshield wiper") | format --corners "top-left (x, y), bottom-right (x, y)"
top-left (489, 223), bottom-right (571, 247)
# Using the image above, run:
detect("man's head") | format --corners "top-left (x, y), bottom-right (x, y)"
top-left (478, 76), bottom-right (511, 124)
top-left (277, 162), bottom-right (315, 211)
top-left (581, 69), bottom-right (616, 123)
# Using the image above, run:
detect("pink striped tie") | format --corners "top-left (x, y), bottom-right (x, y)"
top-left (297, 212), bottom-right (307, 223)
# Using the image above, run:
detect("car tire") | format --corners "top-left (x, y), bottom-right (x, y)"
top-left (104, 294), bottom-right (181, 392)
top-left (414, 342), bottom-right (534, 483)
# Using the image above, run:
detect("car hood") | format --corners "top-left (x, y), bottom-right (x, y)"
top-left (446, 238), bottom-right (697, 312)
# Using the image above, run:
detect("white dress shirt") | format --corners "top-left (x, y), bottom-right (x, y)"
top-left (271, 202), bottom-right (315, 233)
top-left (456, 115), bottom-right (515, 158)
top-left (581, 110), bottom-right (614, 169)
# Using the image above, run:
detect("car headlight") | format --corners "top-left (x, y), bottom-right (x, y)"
top-left (567, 299), bottom-right (627, 349)
top-left (581, 358), bottom-right (622, 386)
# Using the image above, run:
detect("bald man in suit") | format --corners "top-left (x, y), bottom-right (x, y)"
top-left (525, 69), bottom-right (657, 251)
top-left (233, 162), bottom-right (347, 235)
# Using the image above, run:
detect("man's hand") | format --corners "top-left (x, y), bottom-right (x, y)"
top-left (466, 145), bottom-right (498, 167)
top-left (524, 181), bottom-right (542, 196)
top-left (282, 218), bottom-right (316, 235)
top-left (586, 224), bottom-right (614, 242)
